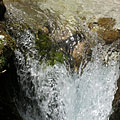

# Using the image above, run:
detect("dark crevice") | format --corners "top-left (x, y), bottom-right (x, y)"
top-left (0, 55), bottom-right (23, 120)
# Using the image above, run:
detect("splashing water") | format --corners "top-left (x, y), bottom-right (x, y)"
top-left (4, 0), bottom-right (120, 120)
top-left (13, 29), bottom-right (119, 120)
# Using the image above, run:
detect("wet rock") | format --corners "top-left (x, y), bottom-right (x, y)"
top-left (97, 17), bottom-right (116, 29)
top-left (0, 57), bottom-right (23, 120)
top-left (109, 77), bottom-right (120, 120)
top-left (97, 29), bottom-right (119, 44)
top-left (72, 41), bottom-right (92, 72)
top-left (88, 17), bottom-right (120, 44)
top-left (113, 77), bottom-right (120, 108)
top-left (0, 0), bottom-right (6, 21)
top-left (72, 42), bottom-right (86, 71)
top-left (43, 26), bottom-right (49, 34)
top-left (0, 21), bottom-right (22, 120)
top-left (58, 33), bottom-right (92, 72)
top-left (0, 23), bottom-right (15, 72)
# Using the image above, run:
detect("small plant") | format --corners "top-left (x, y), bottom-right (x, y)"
top-left (35, 30), bottom-right (68, 66)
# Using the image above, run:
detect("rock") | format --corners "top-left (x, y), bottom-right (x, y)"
top-left (0, 0), bottom-right (6, 21)
top-left (72, 42), bottom-right (85, 71)
top-left (0, 56), bottom-right (23, 120)
top-left (72, 41), bottom-right (92, 72)
top-left (113, 77), bottom-right (120, 107)
top-left (72, 42), bottom-right (86, 59)
top-left (109, 77), bottom-right (120, 120)
top-left (97, 17), bottom-right (116, 29)
top-left (0, 20), bottom-right (22, 120)
top-left (88, 17), bottom-right (120, 44)
top-left (0, 25), bottom-right (15, 72)
top-left (43, 26), bottom-right (49, 34)
top-left (0, 16), bottom-right (22, 120)
top-left (97, 29), bottom-right (119, 44)
top-left (57, 32), bottom-right (92, 72)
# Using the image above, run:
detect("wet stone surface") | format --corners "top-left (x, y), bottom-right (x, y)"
top-left (1, 0), bottom-right (120, 120)
top-left (110, 77), bottom-right (120, 120)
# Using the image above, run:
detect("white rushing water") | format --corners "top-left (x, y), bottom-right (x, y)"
top-left (4, 0), bottom-right (120, 120)
top-left (14, 29), bottom-right (119, 120)
top-left (5, 0), bottom-right (120, 29)
top-left (5, 0), bottom-right (120, 33)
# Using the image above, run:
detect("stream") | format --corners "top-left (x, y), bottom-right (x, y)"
top-left (4, 0), bottom-right (120, 120)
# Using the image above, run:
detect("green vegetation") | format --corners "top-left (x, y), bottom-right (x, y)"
top-left (0, 29), bottom-right (15, 72)
top-left (35, 30), bottom-right (68, 66)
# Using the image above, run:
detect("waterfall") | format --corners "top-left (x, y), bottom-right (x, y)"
top-left (4, 0), bottom-right (120, 120)
top-left (13, 29), bottom-right (119, 120)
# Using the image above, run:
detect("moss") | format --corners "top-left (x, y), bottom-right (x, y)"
top-left (35, 30), bottom-right (68, 66)
top-left (0, 29), bottom-right (15, 72)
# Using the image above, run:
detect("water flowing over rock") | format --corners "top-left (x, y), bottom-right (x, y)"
top-left (0, 21), bottom-right (23, 120)
top-left (1, 0), bottom-right (120, 120)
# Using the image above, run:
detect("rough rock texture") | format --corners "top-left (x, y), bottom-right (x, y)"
top-left (97, 18), bottom-right (116, 29)
top-left (97, 29), bottom-right (120, 44)
top-left (72, 41), bottom-right (92, 72)
top-left (88, 17), bottom-right (120, 44)
top-left (0, 23), bottom-right (15, 72)
top-left (0, 60), bottom-right (23, 120)
top-left (0, 5), bottom-right (23, 119)
top-left (109, 76), bottom-right (120, 120)
top-left (0, 0), bottom-right (6, 21)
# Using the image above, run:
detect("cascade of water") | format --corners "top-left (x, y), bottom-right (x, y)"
top-left (4, 1), bottom-right (120, 120)
top-left (14, 29), bottom-right (119, 120)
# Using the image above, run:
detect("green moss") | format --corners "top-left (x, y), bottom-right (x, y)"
top-left (0, 29), bottom-right (15, 72)
top-left (35, 30), bottom-right (68, 66)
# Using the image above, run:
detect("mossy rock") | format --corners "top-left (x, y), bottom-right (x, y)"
top-left (88, 17), bottom-right (120, 44)
top-left (35, 30), bottom-right (68, 66)
top-left (98, 17), bottom-right (116, 29)
top-left (97, 29), bottom-right (119, 44)
top-left (0, 28), bottom-right (15, 72)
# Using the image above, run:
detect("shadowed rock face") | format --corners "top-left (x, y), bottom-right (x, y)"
top-left (0, 25), bottom-right (15, 72)
top-left (0, 5), bottom-right (22, 119)
top-left (0, 60), bottom-right (23, 120)
top-left (0, 0), bottom-right (6, 21)
top-left (109, 77), bottom-right (120, 120)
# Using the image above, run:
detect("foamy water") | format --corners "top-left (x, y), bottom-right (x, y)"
top-left (13, 30), bottom-right (119, 120)
top-left (4, 0), bottom-right (120, 119)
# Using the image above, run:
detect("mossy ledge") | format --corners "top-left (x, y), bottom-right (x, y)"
top-left (0, 21), bottom-right (23, 119)
top-left (0, 23), bottom-right (16, 73)
top-left (35, 29), bottom-right (68, 66)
